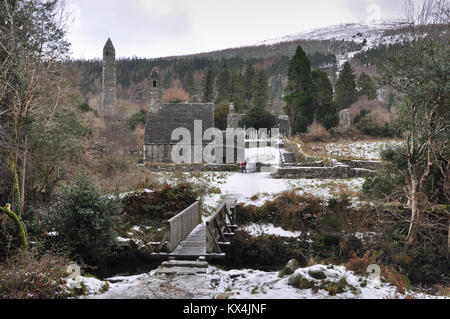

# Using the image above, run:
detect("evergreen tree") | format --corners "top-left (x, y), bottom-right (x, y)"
top-left (335, 62), bottom-right (358, 109)
top-left (216, 64), bottom-right (232, 103)
top-left (185, 71), bottom-right (196, 100)
top-left (357, 72), bottom-right (377, 100)
top-left (202, 69), bottom-right (215, 103)
top-left (283, 45), bottom-right (314, 134)
top-left (311, 70), bottom-right (338, 129)
top-left (214, 102), bottom-right (229, 131)
top-left (252, 69), bottom-right (269, 109)
top-left (230, 70), bottom-right (246, 112)
top-left (243, 64), bottom-right (256, 109)
top-left (239, 106), bottom-right (276, 131)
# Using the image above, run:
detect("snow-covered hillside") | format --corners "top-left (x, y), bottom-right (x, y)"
top-left (258, 20), bottom-right (409, 46)
top-left (258, 20), bottom-right (411, 70)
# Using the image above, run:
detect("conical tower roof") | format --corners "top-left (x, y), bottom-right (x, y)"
top-left (103, 38), bottom-right (115, 50)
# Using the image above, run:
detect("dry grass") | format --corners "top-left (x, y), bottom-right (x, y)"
top-left (305, 122), bottom-right (330, 141)
top-left (0, 250), bottom-right (73, 299)
top-left (97, 165), bottom-right (160, 194)
top-left (345, 251), bottom-right (376, 275)
top-left (382, 265), bottom-right (410, 294)
top-left (434, 285), bottom-right (450, 297)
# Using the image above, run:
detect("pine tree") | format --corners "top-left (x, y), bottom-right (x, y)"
top-left (202, 69), bottom-right (215, 103)
top-left (214, 102), bottom-right (229, 131)
top-left (311, 70), bottom-right (338, 129)
top-left (335, 62), bottom-right (358, 110)
top-left (216, 64), bottom-right (232, 103)
top-left (240, 106), bottom-right (276, 131)
top-left (185, 71), bottom-right (196, 100)
top-left (230, 70), bottom-right (246, 112)
top-left (252, 69), bottom-right (269, 109)
top-left (357, 72), bottom-right (377, 100)
top-left (243, 64), bottom-right (256, 109)
top-left (283, 45), bottom-right (314, 134)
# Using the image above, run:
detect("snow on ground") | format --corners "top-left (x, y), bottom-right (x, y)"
top-left (210, 265), bottom-right (448, 300)
top-left (241, 223), bottom-right (302, 238)
top-left (88, 264), bottom-right (447, 300)
top-left (217, 173), bottom-right (365, 207)
top-left (154, 171), bottom-right (365, 211)
top-left (257, 20), bottom-right (411, 72)
top-left (245, 147), bottom-right (281, 165)
top-left (324, 140), bottom-right (403, 160)
top-left (257, 20), bottom-right (408, 46)
top-left (66, 275), bottom-right (108, 296)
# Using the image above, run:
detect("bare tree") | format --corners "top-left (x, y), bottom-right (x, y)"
top-left (0, 0), bottom-right (71, 213)
top-left (378, 0), bottom-right (449, 245)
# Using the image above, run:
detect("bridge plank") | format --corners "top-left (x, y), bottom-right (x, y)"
top-left (170, 224), bottom-right (207, 256)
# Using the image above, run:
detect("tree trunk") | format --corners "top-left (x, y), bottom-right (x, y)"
top-left (20, 137), bottom-right (27, 213)
top-left (406, 177), bottom-right (419, 245)
top-left (9, 152), bottom-right (21, 215)
top-left (447, 220), bottom-right (450, 259)
top-left (0, 204), bottom-right (28, 249)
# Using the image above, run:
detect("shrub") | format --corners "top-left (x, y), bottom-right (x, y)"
top-left (227, 231), bottom-right (308, 268)
top-left (356, 116), bottom-right (396, 137)
top-left (346, 251), bottom-right (375, 275)
top-left (128, 109), bottom-right (147, 130)
top-left (305, 122), bottom-right (330, 141)
top-left (163, 88), bottom-right (190, 103)
top-left (0, 249), bottom-right (73, 299)
top-left (98, 155), bottom-right (131, 178)
top-left (43, 173), bottom-right (121, 266)
top-left (382, 265), bottom-right (411, 294)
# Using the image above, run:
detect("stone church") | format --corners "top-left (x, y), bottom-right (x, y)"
top-left (144, 68), bottom-right (216, 163)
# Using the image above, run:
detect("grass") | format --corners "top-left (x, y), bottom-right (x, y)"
top-left (0, 249), bottom-right (74, 299)
top-left (287, 136), bottom-right (404, 162)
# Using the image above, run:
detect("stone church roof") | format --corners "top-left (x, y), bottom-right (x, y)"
top-left (144, 103), bottom-right (214, 145)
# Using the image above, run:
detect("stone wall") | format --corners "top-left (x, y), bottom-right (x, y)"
top-left (144, 163), bottom-right (240, 172)
top-left (271, 165), bottom-right (373, 179)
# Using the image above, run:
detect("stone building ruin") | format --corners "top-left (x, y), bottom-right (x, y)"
top-left (144, 68), bottom-right (216, 163)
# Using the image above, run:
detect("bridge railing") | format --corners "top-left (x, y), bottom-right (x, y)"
top-left (205, 201), bottom-right (238, 254)
top-left (166, 201), bottom-right (200, 252)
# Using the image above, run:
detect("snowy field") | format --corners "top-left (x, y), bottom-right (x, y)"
top-left (322, 140), bottom-right (403, 160)
top-left (154, 171), bottom-right (365, 211)
top-left (241, 223), bottom-right (303, 238)
top-left (85, 264), bottom-right (447, 300)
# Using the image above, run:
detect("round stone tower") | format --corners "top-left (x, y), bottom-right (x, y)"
top-left (149, 67), bottom-right (162, 113)
top-left (101, 38), bottom-right (116, 118)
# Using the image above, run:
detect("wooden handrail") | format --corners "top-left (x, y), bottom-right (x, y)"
top-left (206, 201), bottom-right (233, 254)
top-left (166, 201), bottom-right (200, 252)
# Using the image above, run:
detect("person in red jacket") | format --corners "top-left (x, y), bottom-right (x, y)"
top-left (241, 161), bottom-right (247, 173)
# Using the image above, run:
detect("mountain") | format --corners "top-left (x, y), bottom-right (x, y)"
top-left (75, 20), bottom-right (410, 115)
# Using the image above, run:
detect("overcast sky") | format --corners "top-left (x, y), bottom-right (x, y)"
top-left (66, 0), bottom-right (406, 60)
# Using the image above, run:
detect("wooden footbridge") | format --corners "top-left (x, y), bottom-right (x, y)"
top-left (154, 200), bottom-right (239, 260)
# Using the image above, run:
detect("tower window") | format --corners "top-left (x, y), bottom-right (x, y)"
top-left (105, 51), bottom-right (109, 56)
top-left (153, 81), bottom-right (157, 88)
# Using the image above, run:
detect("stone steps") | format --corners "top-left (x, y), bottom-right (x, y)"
top-left (155, 259), bottom-right (209, 276)
top-left (154, 267), bottom-right (208, 275)
top-left (161, 260), bottom-right (208, 268)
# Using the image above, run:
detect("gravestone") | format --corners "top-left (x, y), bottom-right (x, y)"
top-left (339, 109), bottom-right (351, 129)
